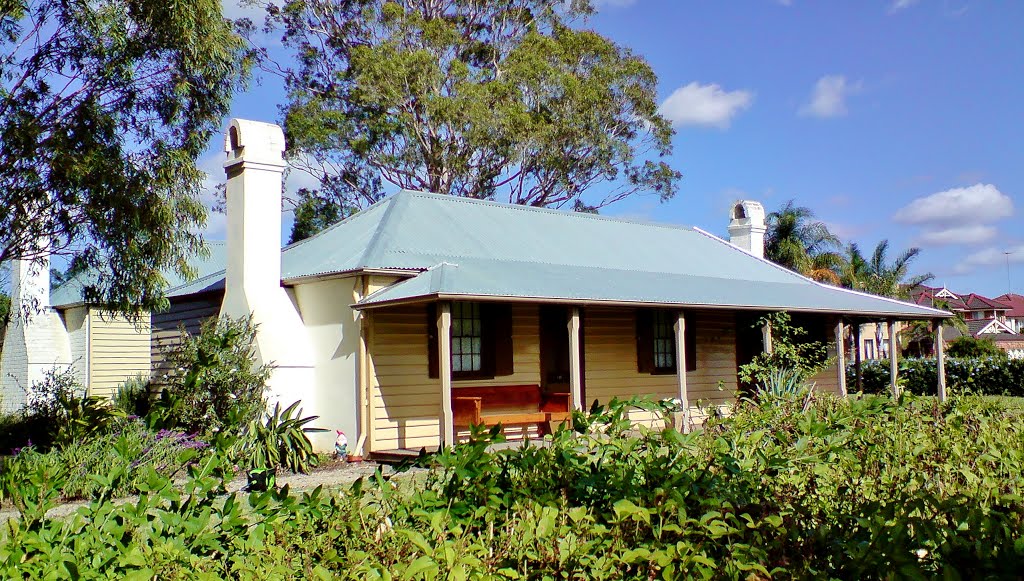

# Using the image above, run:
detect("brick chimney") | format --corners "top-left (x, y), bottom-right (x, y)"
top-left (220, 119), bottom-right (315, 408)
top-left (728, 200), bottom-right (767, 259)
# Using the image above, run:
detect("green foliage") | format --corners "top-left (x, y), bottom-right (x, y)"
top-left (112, 374), bottom-right (152, 417)
top-left (738, 312), bottom-right (833, 386)
top-left (765, 200), bottom-right (842, 284)
top-left (946, 336), bottom-right (1007, 359)
top-left (159, 316), bottom-right (271, 435)
top-left (265, 0), bottom-right (680, 240)
top-left (842, 239), bottom-right (933, 298)
top-left (751, 367), bottom-right (813, 406)
top-left (0, 0), bottom-right (250, 313)
top-left (850, 356), bottom-right (1024, 397)
top-left (235, 401), bottom-right (323, 483)
top-left (3, 395), bottom-right (1024, 577)
top-left (0, 418), bottom-right (208, 503)
top-left (19, 366), bottom-right (121, 449)
top-left (288, 193), bottom-right (349, 244)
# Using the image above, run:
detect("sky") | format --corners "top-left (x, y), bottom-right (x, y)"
top-left (209, 0), bottom-right (1023, 298)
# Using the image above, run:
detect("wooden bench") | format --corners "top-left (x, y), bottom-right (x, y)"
top-left (453, 384), bottom-right (571, 436)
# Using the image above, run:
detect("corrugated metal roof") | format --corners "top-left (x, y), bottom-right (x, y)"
top-left (51, 242), bottom-right (228, 308)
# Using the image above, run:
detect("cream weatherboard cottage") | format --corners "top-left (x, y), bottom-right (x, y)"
top-left (2, 119), bottom-right (950, 455)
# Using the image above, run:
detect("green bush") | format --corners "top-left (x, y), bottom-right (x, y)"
top-left (739, 312), bottom-right (833, 386)
top-left (158, 316), bottom-right (271, 435)
top-left (946, 336), bottom-right (1008, 359)
top-left (0, 417), bottom-right (209, 503)
top-left (112, 374), bottom-right (152, 417)
top-left (848, 356), bottom-right (1024, 397)
top-left (2, 395), bottom-right (1023, 578)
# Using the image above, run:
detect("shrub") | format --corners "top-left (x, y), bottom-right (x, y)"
top-left (0, 417), bottom-right (208, 503)
top-left (158, 316), bottom-right (271, 435)
top-left (848, 356), bottom-right (1024, 397)
top-left (112, 374), bottom-right (152, 417)
top-left (1, 396), bottom-right (1023, 577)
top-left (946, 336), bottom-right (1008, 359)
top-left (739, 312), bottom-right (833, 386)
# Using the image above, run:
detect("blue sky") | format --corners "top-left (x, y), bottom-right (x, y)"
top-left (212, 0), bottom-right (1023, 298)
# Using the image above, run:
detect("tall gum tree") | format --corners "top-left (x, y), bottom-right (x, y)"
top-left (0, 0), bottom-right (249, 314)
top-left (256, 0), bottom-right (681, 242)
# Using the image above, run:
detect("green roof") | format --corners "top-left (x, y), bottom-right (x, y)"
top-left (285, 190), bottom-right (946, 318)
top-left (53, 190), bottom-right (950, 319)
top-left (51, 241), bottom-right (228, 308)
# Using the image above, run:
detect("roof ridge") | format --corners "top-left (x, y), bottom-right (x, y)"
top-left (281, 194), bottom-right (395, 253)
top-left (692, 226), bottom-right (950, 317)
top-left (357, 192), bottom-right (410, 268)
top-left (398, 189), bottom-right (696, 232)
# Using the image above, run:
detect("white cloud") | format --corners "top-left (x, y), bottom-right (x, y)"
top-left (799, 75), bottom-right (862, 118)
top-left (889, 0), bottom-right (919, 12)
top-left (893, 183), bottom-right (1013, 226)
top-left (658, 82), bottom-right (754, 129)
top-left (917, 225), bottom-right (997, 246)
top-left (953, 244), bottom-right (1024, 275)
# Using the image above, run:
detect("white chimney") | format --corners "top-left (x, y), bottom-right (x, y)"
top-left (0, 253), bottom-right (73, 412)
top-left (728, 200), bottom-right (767, 259)
top-left (220, 119), bottom-right (315, 409)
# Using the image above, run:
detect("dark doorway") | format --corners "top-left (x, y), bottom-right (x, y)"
top-left (539, 306), bottom-right (580, 400)
top-left (735, 311), bottom-right (766, 395)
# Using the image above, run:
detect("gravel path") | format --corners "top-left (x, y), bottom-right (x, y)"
top-left (0, 459), bottom-right (425, 522)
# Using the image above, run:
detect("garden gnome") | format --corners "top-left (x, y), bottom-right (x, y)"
top-left (334, 430), bottom-right (348, 461)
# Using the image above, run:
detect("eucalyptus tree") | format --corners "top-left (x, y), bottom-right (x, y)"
top-left (0, 0), bottom-right (249, 314)
top-left (764, 200), bottom-right (843, 284)
top-left (259, 0), bottom-right (681, 242)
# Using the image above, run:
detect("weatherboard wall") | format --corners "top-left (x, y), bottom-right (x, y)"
top-left (87, 309), bottom-right (151, 398)
top-left (583, 308), bottom-right (738, 426)
top-left (150, 291), bottom-right (224, 383)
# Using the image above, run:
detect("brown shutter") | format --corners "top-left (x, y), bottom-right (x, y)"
top-left (636, 309), bottom-right (654, 374)
top-left (427, 303), bottom-right (439, 379)
top-left (685, 312), bottom-right (697, 372)
top-left (487, 304), bottom-right (515, 377)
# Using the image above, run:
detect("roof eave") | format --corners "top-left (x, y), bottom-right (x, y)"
top-left (352, 291), bottom-right (951, 319)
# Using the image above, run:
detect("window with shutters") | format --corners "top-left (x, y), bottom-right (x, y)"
top-left (652, 310), bottom-right (676, 372)
top-left (637, 309), bottom-right (696, 375)
top-left (428, 302), bottom-right (515, 380)
top-left (451, 302), bottom-right (483, 375)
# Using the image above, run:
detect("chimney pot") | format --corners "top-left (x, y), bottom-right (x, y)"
top-left (728, 200), bottom-right (767, 258)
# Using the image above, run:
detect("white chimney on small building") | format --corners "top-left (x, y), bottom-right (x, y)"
top-left (1, 253), bottom-right (73, 412)
top-left (728, 200), bottom-right (767, 259)
top-left (220, 119), bottom-right (315, 408)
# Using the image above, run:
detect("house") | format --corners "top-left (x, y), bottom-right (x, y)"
top-left (994, 293), bottom-right (1024, 334)
top-left (2, 119), bottom-right (951, 454)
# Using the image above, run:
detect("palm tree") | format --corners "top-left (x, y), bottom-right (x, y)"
top-left (843, 240), bottom-right (934, 357)
top-left (765, 200), bottom-right (843, 284)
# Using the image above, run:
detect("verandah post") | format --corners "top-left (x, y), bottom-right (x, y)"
top-left (935, 319), bottom-right (947, 402)
top-left (834, 319), bottom-right (847, 397)
top-left (674, 311), bottom-right (690, 431)
top-left (888, 319), bottom-right (899, 397)
top-left (568, 307), bottom-right (583, 411)
top-left (853, 322), bottom-right (863, 393)
top-left (438, 302), bottom-right (454, 446)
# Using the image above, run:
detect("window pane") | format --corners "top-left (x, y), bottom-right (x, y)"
top-left (471, 354), bottom-right (482, 371)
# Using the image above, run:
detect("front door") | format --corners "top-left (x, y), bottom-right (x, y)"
top-left (540, 305), bottom-right (575, 398)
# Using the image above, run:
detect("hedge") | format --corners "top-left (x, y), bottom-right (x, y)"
top-left (848, 357), bottom-right (1024, 397)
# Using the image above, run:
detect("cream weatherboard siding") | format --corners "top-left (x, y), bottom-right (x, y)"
top-left (583, 308), bottom-right (738, 426)
top-left (87, 310), bottom-right (151, 398)
top-left (368, 303), bottom-right (542, 451)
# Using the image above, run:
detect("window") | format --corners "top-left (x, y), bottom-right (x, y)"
top-left (637, 309), bottom-right (696, 374)
top-left (427, 302), bottom-right (515, 379)
top-left (864, 339), bottom-right (875, 360)
top-left (652, 310), bottom-right (676, 372)
top-left (451, 302), bottom-right (483, 374)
